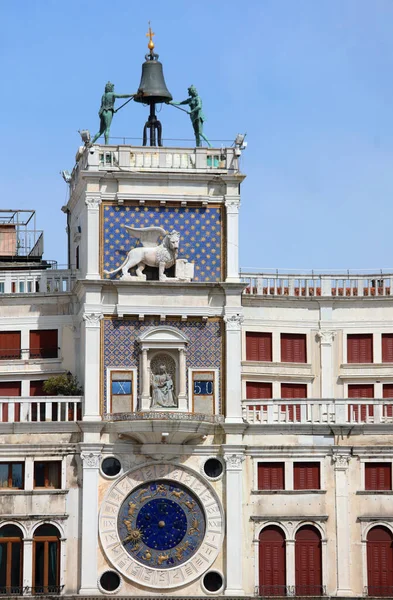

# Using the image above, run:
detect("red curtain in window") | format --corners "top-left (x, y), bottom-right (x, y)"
top-left (280, 384), bottom-right (306, 421)
top-left (348, 384), bottom-right (374, 421)
top-left (294, 462), bottom-right (320, 490)
top-left (382, 335), bottom-right (393, 363)
top-left (365, 463), bottom-right (392, 491)
top-left (0, 332), bottom-right (21, 359)
top-left (246, 333), bottom-right (272, 362)
top-left (281, 334), bottom-right (306, 363)
top-left (30, 330), bottom-right (58, 359)
top-left (0, 381), bottom-right (21, 422)
top-left (295, 526), bottom-right (322, 596)
top-left (259, 526), bottom-right (286, 597)
top-left (347, 334), bottom-right (373, 363)
top-left (258, 463), bottom-right (285, 490)
top-left (367, 527), bottom-right (393, 597)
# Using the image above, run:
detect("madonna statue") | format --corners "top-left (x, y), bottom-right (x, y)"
top-left (151, 365), bottom-right (177, 408)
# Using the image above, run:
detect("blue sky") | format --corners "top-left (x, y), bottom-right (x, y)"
top-left (1, 0), bottom-right (393, 271)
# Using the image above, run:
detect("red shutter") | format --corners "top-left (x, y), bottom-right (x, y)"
top-left (246, 382), bottom-right (272, 399)
top-left (258, 463), bottom-right (285, 490)
top-left (246, 333), bottom-right (272, 362)
top-left (367, 527), bottom-right (393, 596)
top-left (30, 330), bottom-right (58, 359)
top-left (347, 334), bottom-right (373, 363)
top-left (259, 526), bottom-right (286, 597)
top-left (0, 382), bottom-right (21, 422)
top-left (348, 384), bottom-right (374, 421)
top-left (295, 526), bottom-right (322, 596)
top-left (383, 385), bottom-right (393, 418)
top-left (281, 384), bottom-right (306, 421)
top-left (30, 381), bottom-right (49, 396)
top-left (294, 462), bottom-right (320, 490)
top-left (0, 332), bottom-right (21, 359)
top-left (382, 335), bottom-right (393, 363)
top-left (365, 463), bottom-right (392, 491)
top-left (281, 334), bottom-right (306, 363)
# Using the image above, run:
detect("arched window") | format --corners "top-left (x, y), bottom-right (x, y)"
top-left (33, 525), bottom-right (60, 594)
top-left (295, 525), bottom-right (322, 596)
top-left (259, 526), bottom-right (286, 596)
top-left (0, 524), bottom-right (23, 595)
top-left (367, 526), bottom-right (393, 597)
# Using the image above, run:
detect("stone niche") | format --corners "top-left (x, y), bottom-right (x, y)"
top-left (138, 326), bottom-right (188, 412)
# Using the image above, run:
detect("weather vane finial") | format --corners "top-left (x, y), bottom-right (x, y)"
top-left (146, 22), bottom-right (155, 52)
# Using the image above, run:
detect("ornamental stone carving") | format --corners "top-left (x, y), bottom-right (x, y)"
top-left (81, 452), bottom-right (101, 468)
top-left (224, 454), bottom-right (245, 470)
top-left (83, 313), bottom-right (103, 328)
top-left (332, 454), bottom-right (351, 470)
top-left (224, 314), bottom-right (244, 331)
top-left (316, 330), bottom-right (336, 345)
top-left (85, 197), bottom-right (101, 209)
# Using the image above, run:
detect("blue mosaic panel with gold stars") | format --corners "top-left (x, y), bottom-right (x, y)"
top-left (103, 317), bottom-right (222, 413)
top-left (117, 480), bottom-right (205, 569)
top-left (102, 204), bottom-right (223, 282)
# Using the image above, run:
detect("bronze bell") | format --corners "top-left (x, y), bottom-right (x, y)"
top-left (134, 55), bottom-right (172, 105)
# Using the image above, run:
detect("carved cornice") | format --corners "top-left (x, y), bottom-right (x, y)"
top-left (80, 451), bottom-right (101, 468)
top-left (224, 453), bottom-right (245, 471)
top-left (224, 313), bottom-right (244, 331)
top-left (83, 313), bottom-right (103, 328)
top-left (332, 454), bottom-right (351, 470)
top-left (316, 330), bottom-right (336, 345)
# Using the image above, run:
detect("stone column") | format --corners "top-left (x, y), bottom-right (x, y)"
top-left (333, 453), bottom-right (351, 595)
top-left (79, 449), bottom-right (101, 595)
top-left (140, 349), bottom-right (150, 410)
top-left (224, 313), bottom-right (243, 423)
top-left (22, 538), bottom-right (33, 590)
top-left (85, 196), bottom-right (101, 280)
top-left (316, 330), bottom-right (336, 398)
top-left (225, 197), bottom-right (240, 283)
top-left (82, 313), bottom-right (102, 420)
top-left (224, 452), bottom-right (245, 595)
top-left (178, 348), bottom-right (187, 411)
top-left (286, 539), bottom-right (295, 594)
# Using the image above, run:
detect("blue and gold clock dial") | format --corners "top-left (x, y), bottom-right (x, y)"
top-left (117, 480), bottom-right (205, 569)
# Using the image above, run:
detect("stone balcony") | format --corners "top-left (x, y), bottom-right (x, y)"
top-left (0, 267), bottom-right (77, 294)
top-left (0, 396), bottom-right (82, 423)
top-left (241, 270), bottom-right (393, 298)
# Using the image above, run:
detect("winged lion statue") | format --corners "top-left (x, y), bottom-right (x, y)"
top-left (104, 226), bottom-right (180, 281)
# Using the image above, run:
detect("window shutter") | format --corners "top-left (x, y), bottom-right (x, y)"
top-left (281, 334), bottom-right (306, 363)
top-left (294, 462), bottom-right (320, 490)
top-left (281, 384), bottom-right (306, 421)
top-left (30, 381), bottom-right (48, 396)
top-left (30, 330), bottom-right (58, 359)
top-left (347, 334), bottom-right (373, 363)
top-left (0, 382), bottom-right (21, 396)
top-left (0, 332), bottom-right (21, 359)
top-left (246, 333), bottom-right (272, 362)
top-left (383, 385), bottom-right (393, 418)
top-left (246, 382), bottom-right (272, 399)
top-left (365, 463), bottom-right (392, 491)
top-left (382, 334), bottom-right (393, 363)
top-left (258, 463), bottom-right (284, 490)
top-left (348, 384), bottom-right (374, 421)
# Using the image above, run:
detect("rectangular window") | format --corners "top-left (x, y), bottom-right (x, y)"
top-left (348, 384), bottom-right (374, 421)
top-left (29, 330), bottom-right (58, 359)
top-left (0, 382), bottom-right (21, 422)
top-left (294, 462), bottom-right (320, 490)
top-left (365, 463), bottom-right (392, 491)
top-left (257, 463), bottom-right (285, 490)
top-left (347, 333), bottom-right (373, 363)
top-left (280, 333), bottom-right (307, 363)
top-left (0, 283), bottom-right (4, 293)
top-left (0, 331), bottom-right (21, 360)
top-left (192, 371), bottom-right (215, 414)
top-left (245, 332), bottom-right (272, 362)
top-left (110, 371), bottom-right (133, 414)
top-left (382, 334), bottom-right (393, 363)
top-left (0, 463), bottom-right (24, 489)
top-left (246, 382), bottom-right (272, 399)
top-left (34, 461), bottom-right (61, 489)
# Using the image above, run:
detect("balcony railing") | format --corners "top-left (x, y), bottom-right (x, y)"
top-left (243, 399), bottom-right (393, 425)
top-left (241, 270), bottom-right (393, 298)
top-left (0, 348), bottom-right (59, 360)
top-left (0, 397), bottom-right (82, 423)
top-left (255, 584), bottom-right (326, 597)
top-left (29, 585), bottom-right (64, 595)
top-left (0, 268), bottom-right (77, 294)
top-left (364, 585), bottom-right (393, 597)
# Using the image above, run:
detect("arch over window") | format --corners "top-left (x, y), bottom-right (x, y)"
top-left (259, 526), bottom-right (286, 597)
top-left (295, 525), bottom-right (322, 596)
top-left (367, 526), bottom-right (393, 597)
top-left (0, 524), bottom-right (23, 595)
top-left (33, 524), bottom-right (61, 595)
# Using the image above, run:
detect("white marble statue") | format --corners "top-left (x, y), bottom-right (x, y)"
top-left (151, 365), bottom-right (177, 408)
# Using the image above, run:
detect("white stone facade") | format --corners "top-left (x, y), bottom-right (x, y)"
top-left (0, 144), bottom-right (391, 599)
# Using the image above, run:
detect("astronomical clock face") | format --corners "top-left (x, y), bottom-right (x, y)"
top-left (99, 463), bottom-right (223, 589)
top-left (117, 481), bottom-right (205, 568)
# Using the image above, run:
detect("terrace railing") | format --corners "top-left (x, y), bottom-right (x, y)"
top-left (0, 397), bottom-right (82, 423)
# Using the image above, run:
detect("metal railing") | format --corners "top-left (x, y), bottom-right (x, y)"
top-left (364, 585), bottom-right (393, 597)
top-left (243, 399), bottom-right (393, 425)
top-left (255, 584), bottom-right (290, 597)
top-left (29, 585), bottom-right (64, 595)
top-left (0, 348), bottom-right (59, 360)
top-left (255, 584), bottom-right (326, 597)
top-left (0, 397), bottom-right (82, 423)
top-left (241, 271), bottom-right (393, 298)
top-left (0, 586), bottom-right (27, 595)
